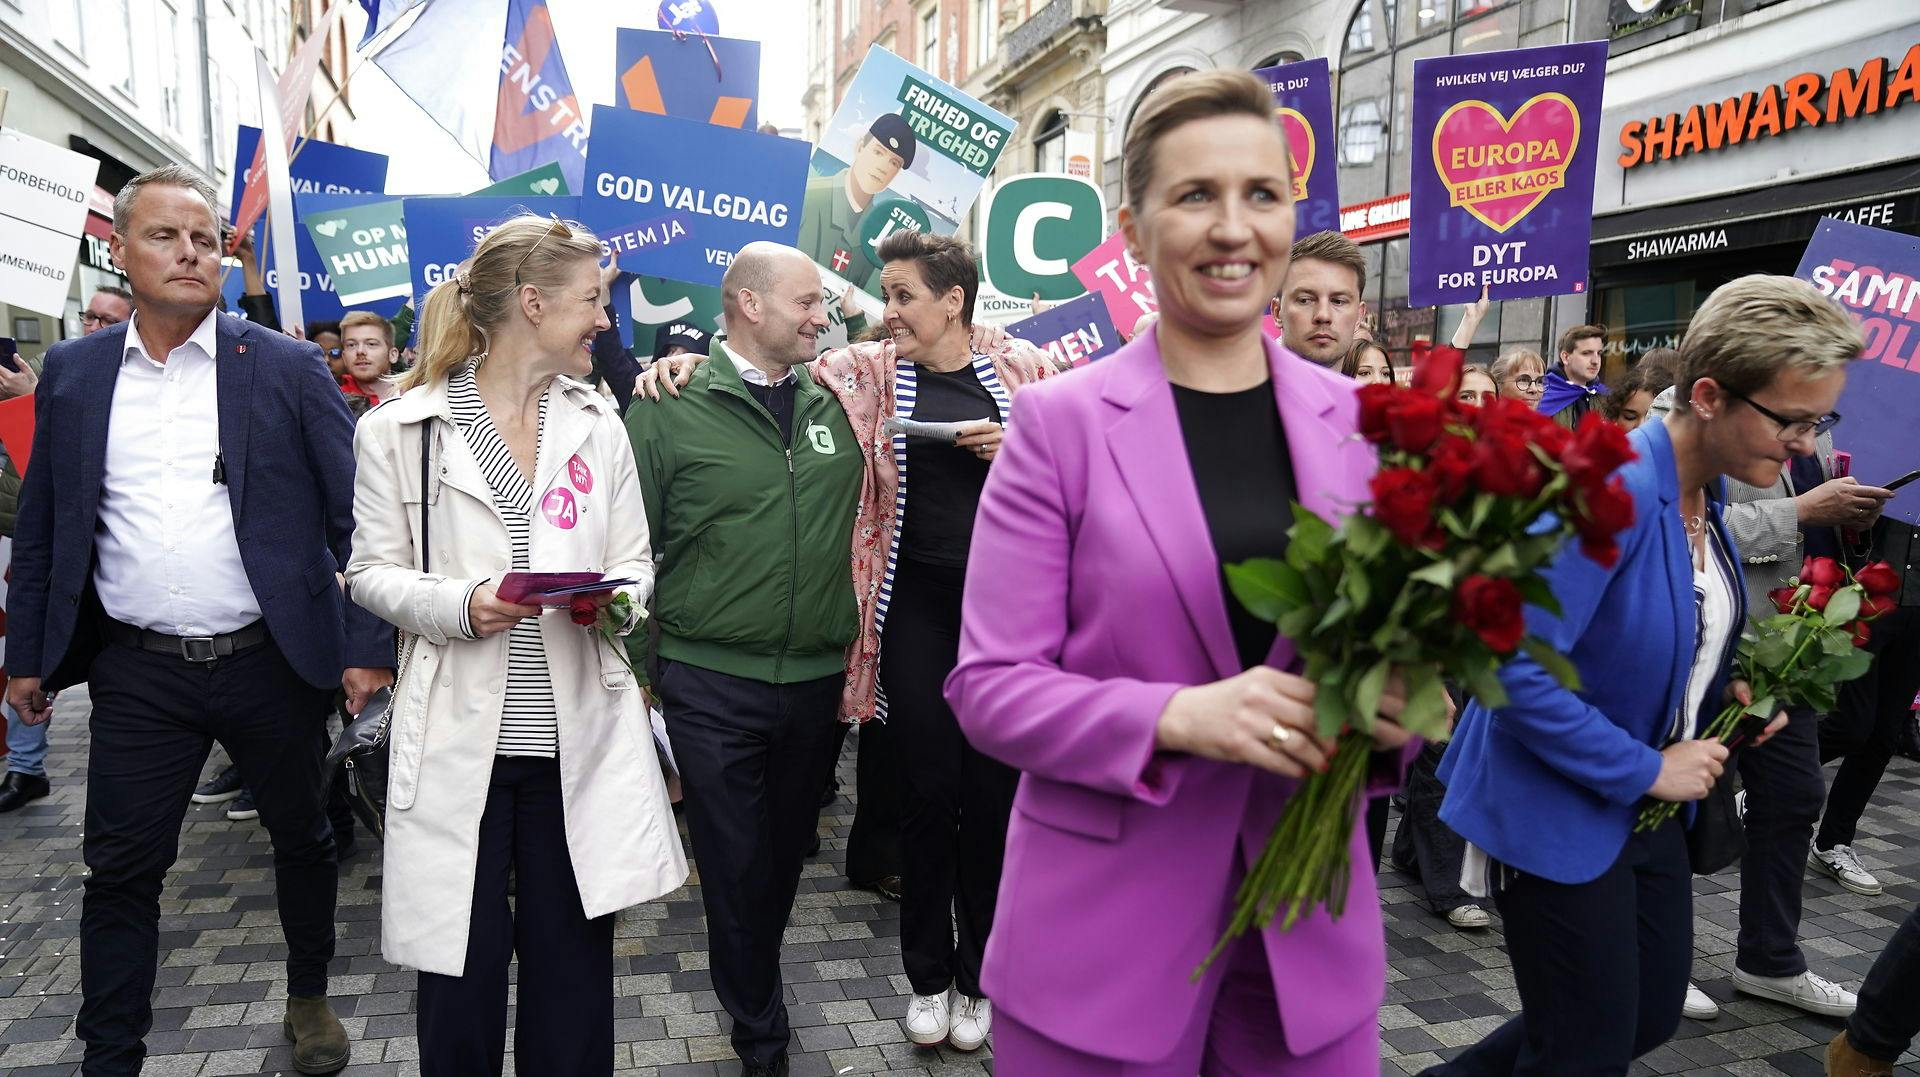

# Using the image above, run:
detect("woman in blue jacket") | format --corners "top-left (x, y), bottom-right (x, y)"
top-left (1427, 275), bottom-right (1863, 1077)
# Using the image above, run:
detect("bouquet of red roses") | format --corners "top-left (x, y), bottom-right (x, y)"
top-left (1206, 347), bottom-right (1637, 969)
top-left (1635, 555), bottom-right (1897, 832)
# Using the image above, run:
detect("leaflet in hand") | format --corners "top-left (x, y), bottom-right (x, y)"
top-left (495, 572), bottom-right (641, 606)
top-left (884, 416), bottom-right (991, 444)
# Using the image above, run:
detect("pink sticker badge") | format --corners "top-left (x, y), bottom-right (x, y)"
top-left (567, 453), bottom-right (594, 493)
top-left (540, 486), bottom-right (578, 529)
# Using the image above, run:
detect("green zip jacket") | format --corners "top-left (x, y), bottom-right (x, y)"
top-left (624, 338), bottom-right (863, 684)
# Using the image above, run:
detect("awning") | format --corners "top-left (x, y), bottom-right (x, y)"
top-left (1591, 159), bottom-right (1920, 269)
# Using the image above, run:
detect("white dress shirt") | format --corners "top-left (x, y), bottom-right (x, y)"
top-left (93, 308), bottom-right (261, 635)
top-left (721, 340), bottom-right (797, 387)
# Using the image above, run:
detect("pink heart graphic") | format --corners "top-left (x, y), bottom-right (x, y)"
top-left (1431, 93), bottom-right (1580, 234)
top-left (1277, 108), bottom-right (1315, 204)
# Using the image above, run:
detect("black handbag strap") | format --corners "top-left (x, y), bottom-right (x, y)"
top-left (418, 422), bottom-right (433, 572)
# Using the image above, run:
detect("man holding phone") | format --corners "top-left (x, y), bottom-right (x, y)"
top-left (1689, 425), bottom-right (1893, 1022)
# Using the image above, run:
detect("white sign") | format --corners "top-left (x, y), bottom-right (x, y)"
top-left (0, 126), bottom-right (101, 317)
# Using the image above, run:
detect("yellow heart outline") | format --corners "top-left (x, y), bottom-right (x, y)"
top-left (1277, 106), bottom-right (1315, 204)
top-left (1430, 92), bottom-right (1580, 235)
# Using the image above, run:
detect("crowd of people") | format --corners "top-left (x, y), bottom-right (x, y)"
top-left (2, 67), bottom-right (1918, 1077)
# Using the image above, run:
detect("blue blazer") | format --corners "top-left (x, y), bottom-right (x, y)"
top-left (8, 314), bottom-right (394, 691)
top-left (1437, 420), bottom-right (1747, 884)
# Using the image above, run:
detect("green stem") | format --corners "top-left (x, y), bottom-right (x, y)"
top-left (1197, 732), bottom-right (1375, 979)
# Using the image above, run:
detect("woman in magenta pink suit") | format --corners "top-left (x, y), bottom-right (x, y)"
top-left (943, 70), bottom-right (1420, 1075)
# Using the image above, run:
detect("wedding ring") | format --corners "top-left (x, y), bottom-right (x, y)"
top-left (1269, 722), bottom-right (1293, 747)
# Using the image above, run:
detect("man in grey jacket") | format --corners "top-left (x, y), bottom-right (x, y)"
top-left (1651, 385), bottom-right (1891, 1021)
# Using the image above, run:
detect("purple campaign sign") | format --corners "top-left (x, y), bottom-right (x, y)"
top-left (1004, 292), bottom-right (1121, 368)
top-left (228, 127), bottom-right (390, 323)
top-left (1253, 58), bottom-right (1339, 237)
top-left (400, 195), bottom-right (583, 313)
top-left (1408, 41), bottom-right (1606, 308)
top-left (1796, 218), bottom-right (1920, 525)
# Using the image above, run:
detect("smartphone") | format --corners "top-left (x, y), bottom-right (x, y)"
top-left (0, 337), bottom-right (18, 373)
top-left (1883, 468), bottom-right (1920, 493)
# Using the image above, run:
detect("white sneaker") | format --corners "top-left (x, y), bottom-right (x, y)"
top-left (1810, 844), bottom-right (1884, 896)
top-left (1682, 982), bottom-right (1720, 1020)
top-left (1446, 904), bottom-right (1491, 930)
top-left (904, 989), bottom-right (951, 1046)
top-left (948, 994), bottom-right (992, 1052)
top-left (1732, 968), bottom-right (1858, 1017)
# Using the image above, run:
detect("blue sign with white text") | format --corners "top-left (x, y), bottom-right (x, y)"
top-left (399, 195), bottom-right (583, 312)
top-left (228, 127), bottom-right (390, 325)
top-left (579, 104), bottom-right (808, 288)
top-left (1005, 291), bottom-right (1121, 367)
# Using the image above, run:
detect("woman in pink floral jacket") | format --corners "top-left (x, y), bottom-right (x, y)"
top-left (640, 232), bottom-right (1055, 1051)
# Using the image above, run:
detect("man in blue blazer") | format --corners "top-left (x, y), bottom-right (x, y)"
top-left (3, 165), bottom-right (393, 1076)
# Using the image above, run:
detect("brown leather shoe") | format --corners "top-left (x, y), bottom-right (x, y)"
top-left (283, 995), bottom-right (350, 1074)
top-left (1826, 1031), bottom-right (1894, 1077)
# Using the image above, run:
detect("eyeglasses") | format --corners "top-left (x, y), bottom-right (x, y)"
top-left (81, 310), bottom-right (123, 327)
top-left (511, 213), bottom-right (566, 288)
top-left (1727, 389), bottom-right (1841, 441)
top-left (1509, 375), bottom-right (1545, 390)
top-left (324, 347), bottom-right (343, 358)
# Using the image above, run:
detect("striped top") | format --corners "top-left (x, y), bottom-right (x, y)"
top-left (449, 361), bottom-right (558, 758)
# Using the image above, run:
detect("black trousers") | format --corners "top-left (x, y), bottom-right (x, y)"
top-left (1734, 706), bottom-right (1824, 977)
top-left (79, 639), bottom-right (337, 1076)
top-left (1390, 742), bottom-right (1472, 914)
top-left (1818, 605), bottom-right (1920, 849)
top-left (840, 712), bottom-right (903, 885)
top-left (1848, 897), bottom-right (1920, 1061)
top-left (416, 756), bottom-right (613, 1077)
top-left (880, 559), bottom-right (1019, 999)
top-left (1423, 820), bottom-right (1692, 1077)
top-left (658, 659), bottom-right (844, 1066)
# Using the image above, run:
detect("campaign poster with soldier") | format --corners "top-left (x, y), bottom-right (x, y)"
top-left (799, 45), bottom-right (1015, 313)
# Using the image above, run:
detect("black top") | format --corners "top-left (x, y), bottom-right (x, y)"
top-left (1172, 380), bottom-right (1296, 671)
top-left (900, 363), bottom-right (1000, 568)
top-left (744, 379), bottom-right (798, 445)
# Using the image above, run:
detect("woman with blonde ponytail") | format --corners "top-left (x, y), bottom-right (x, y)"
top-left (345, 213), bottom-right (686, 1076)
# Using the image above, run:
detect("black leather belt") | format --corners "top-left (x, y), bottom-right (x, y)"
top-left (101, 618), bottom-right (271, 663)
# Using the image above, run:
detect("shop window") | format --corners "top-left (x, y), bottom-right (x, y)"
top-left (1336, 0), bottom-right (1528, 206)
top-left (1034, 109), bottom-right (1068, 173)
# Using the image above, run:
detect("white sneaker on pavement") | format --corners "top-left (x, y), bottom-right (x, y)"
top-left (1446, 904), bottom-right (1491, 930)
top-left (1809, 844), bottom-right (1884, 896)
top-left (904, 989), bottom-right (952, 1046)
top-left (1732, 969), bottom-right (1858, 1017)
top-left (948, 994), bottom-right (992, 1052)
top-left (1683, 982), bottom-right (1720, 1020)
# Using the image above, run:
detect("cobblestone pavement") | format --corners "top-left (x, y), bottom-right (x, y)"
top-left (2, 686), bottom-right (1916, 1076)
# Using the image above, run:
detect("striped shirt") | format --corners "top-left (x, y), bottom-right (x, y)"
top-left (449, 362), bottom-right (558, 758)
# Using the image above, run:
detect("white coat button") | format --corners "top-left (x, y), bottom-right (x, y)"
top-left (440, 675), bottom-right (452, 688)
top-left (488, 679), bottom-right (502, 694)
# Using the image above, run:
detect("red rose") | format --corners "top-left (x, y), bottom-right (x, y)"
top-left (1580, 534), bottom-right (1622, 570)
top-left (1572, 477), bottom-right (1636, 541)
top-left (1412, 344), bottom-right (1465, 398)
top-left (1860, 592), bottom-right (1898, 620)
top-left (1386, 395), bottom-right (1446, 454)
top-left (1805, 584), bottom-right (1835, 612)
top-left (1472, 434), bottom-right (1548, 498)
top-left (1370, 466), bottom-right (1441, 547)
top-left (1453, 574), bottom-right (1526, 653)
top-left (1426, 435), bottom-right (1477, 502)
top-left (1855, 561), bottom-right (1899, 599)
top-left (1561, 413), bottom-right (1636, 485)
top-left (1767, 586), bottom-right (1799, 615)
top-left (1357, 383), bottom-right (1397, 445)
top-left (570, 596), bottom-right (598, 626)
top-left (1850, 620), bottom-right (1872, 647)
top-left (1802, 556), bottom-right (1845, 588)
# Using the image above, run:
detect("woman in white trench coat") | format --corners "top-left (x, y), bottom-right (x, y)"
top-left (345, 214), bottom-right (687, 1077)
